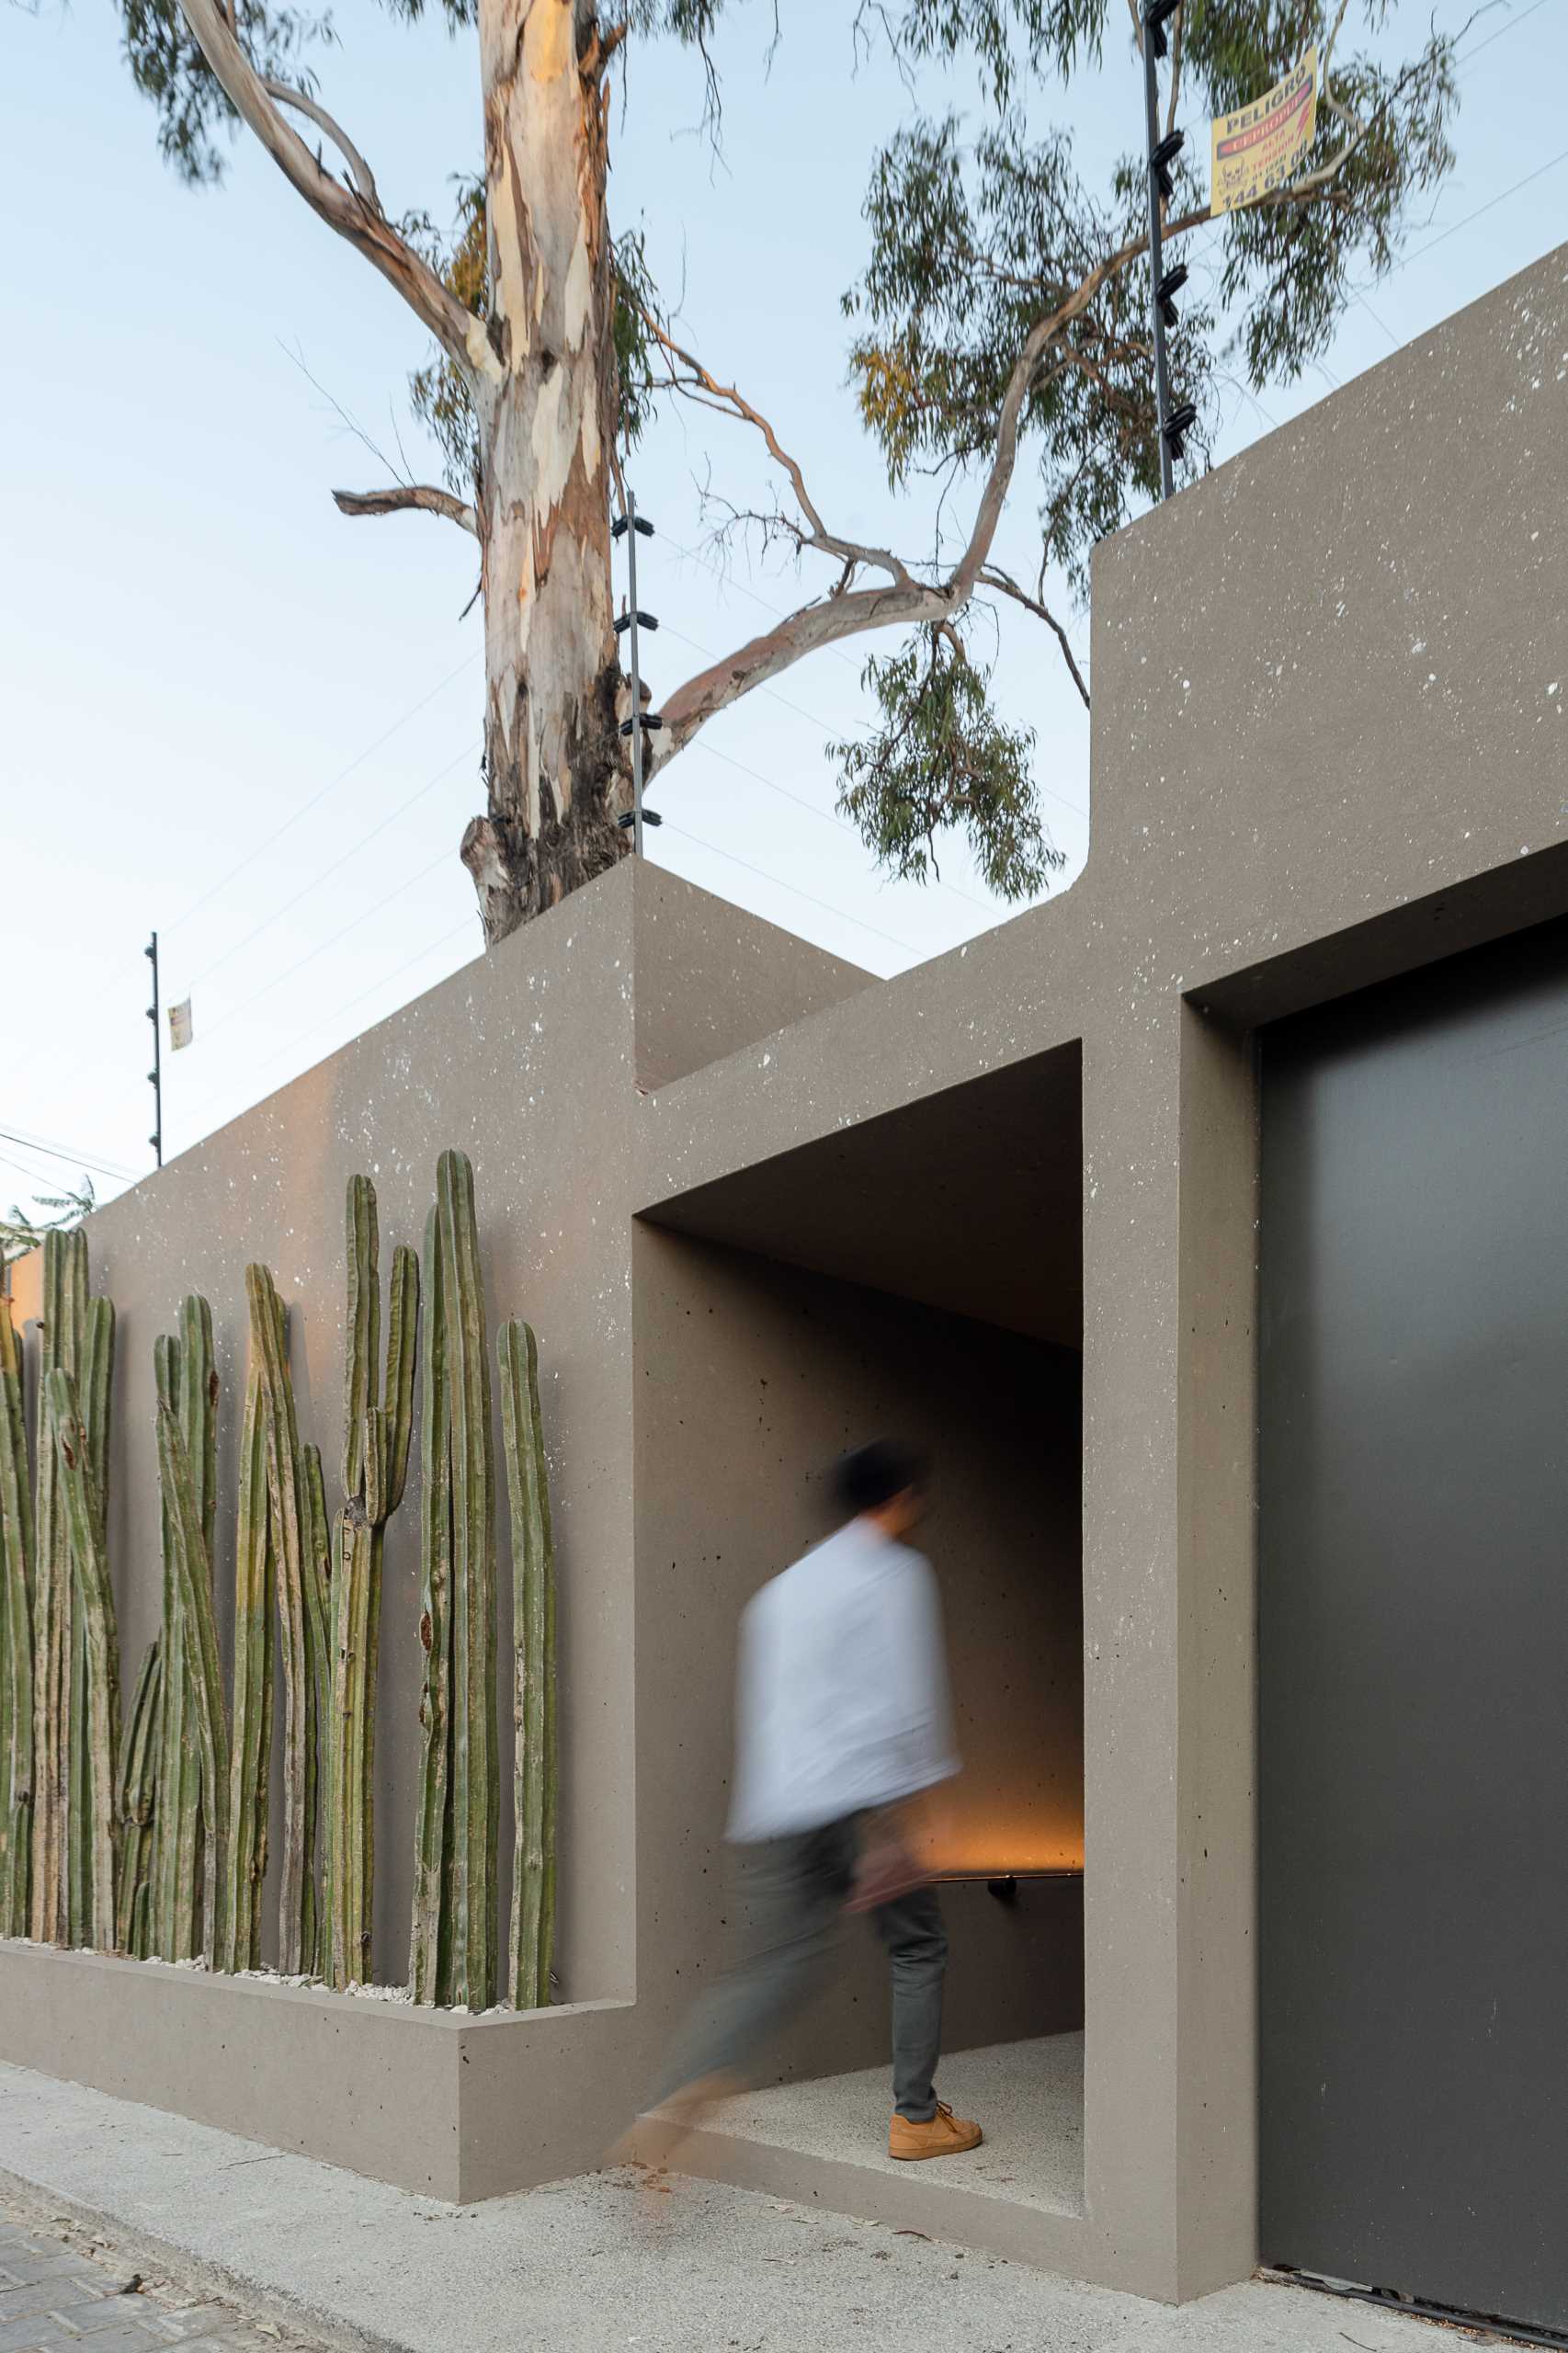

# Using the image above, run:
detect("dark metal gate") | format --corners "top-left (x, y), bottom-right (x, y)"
top-left (1259, 916), bottom-right (1568, 2341)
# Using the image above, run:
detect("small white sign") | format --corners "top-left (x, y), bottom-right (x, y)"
top-left (168, 998), bottom-right (194, 1051)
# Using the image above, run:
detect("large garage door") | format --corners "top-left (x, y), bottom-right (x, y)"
top-left (1259, 915), bottom-right (1568, 2340)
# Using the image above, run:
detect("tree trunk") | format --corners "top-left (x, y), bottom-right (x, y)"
top-left (462, 0), bottom-right (629, 946)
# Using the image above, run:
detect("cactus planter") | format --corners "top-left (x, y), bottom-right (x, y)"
top-left (499, 1320), bottom-right (557, 2012)
top-left (3, 1139), bottom-right (552, 2016)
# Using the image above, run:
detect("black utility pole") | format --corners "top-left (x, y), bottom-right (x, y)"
top-left (144, 932), bottom-right (163, 1169)
top-left (612, 494), bottom-right (665, 851)
top-left (1142, 0), bottom-right (1197, 498)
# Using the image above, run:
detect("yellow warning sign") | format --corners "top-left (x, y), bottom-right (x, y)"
top-left (1210, 50), bottom-right (1318, 218)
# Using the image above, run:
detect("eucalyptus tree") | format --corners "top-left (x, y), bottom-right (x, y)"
top-left (119, 0), bottom-right (1460, 936)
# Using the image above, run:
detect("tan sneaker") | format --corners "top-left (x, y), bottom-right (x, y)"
top-left (888, 2099), bottom-right (983, 2160)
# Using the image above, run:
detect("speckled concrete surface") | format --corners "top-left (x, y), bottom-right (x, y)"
top-left (0, 2064), bottom-right (1452, 2353)
top-left (693, 2033), bottom-right (1085, 2215)
top-left (8, 245), bottom-right (1568, 2303)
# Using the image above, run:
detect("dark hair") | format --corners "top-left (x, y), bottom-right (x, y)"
top-left (833, 1439), bottom-right (929, 1518)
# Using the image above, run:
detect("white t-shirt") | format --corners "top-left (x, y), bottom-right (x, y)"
top-left (726, 1518), bottom-right (960, 1843)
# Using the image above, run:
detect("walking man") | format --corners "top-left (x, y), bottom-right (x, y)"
top-left (636, 1439), bottom-right (983, 2165)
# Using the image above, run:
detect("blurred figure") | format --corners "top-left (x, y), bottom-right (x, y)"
top-left (634, 1438), bottom-right (983, 2166)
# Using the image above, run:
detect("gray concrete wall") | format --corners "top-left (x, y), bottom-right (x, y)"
top-left (0, 866), bottom-right (865, 2194)
top-left (3, 243), bottom-right (1567, 2295)
top-left (626, 248), bottom-right (1568, 2298)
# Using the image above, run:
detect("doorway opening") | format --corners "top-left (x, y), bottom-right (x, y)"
top-left (635, 1041), bottom-right (1085, 2219)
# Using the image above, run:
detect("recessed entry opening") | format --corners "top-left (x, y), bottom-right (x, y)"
top-left (635, 1042), bottom-right (1085, 2216)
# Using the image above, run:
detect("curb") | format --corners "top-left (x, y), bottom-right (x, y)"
top-left (0, 2160), bottom-right (413, 2353)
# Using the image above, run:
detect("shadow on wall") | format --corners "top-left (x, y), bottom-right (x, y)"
top-left (631, 1041), bottom-right (1085, 2081)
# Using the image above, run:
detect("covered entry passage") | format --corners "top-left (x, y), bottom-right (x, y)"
top-left (1258, 916), bottom-right (1568, 2339)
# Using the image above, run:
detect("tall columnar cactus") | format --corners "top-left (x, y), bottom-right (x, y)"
top-left (499, 1320), bottom-right (557, 2012)
top-left (409, 1203), bottom-right (450, 2006)
top-left (29, 1228), bottom-right (85, 1944)
top-left (247, 1266), bottom-right (319, 1975)
top-left (409, 1152), bottom-right (498, 2010)
top-left (64, 1292), bottom-right (115, 1947)
top-left (45, 1366), bottom-right (120, 1947)
top-left (219, 1336), bottom-right (274, 1973)
top-left (324, 1179), bottom-right (418, 1990)
top-left (0, 1291), bottom-right (34, 1937)
top-left (300, 1442), bottom-right (333, 1978)
top-left (150, 1300), bottom-right (222, 1961)
top-left (116, 1642), bottom-right (162, 1958)
top-left (156, 1390), bottom-right (232, 1968)
top-left (27, 1233), bottom-right (115, 1950)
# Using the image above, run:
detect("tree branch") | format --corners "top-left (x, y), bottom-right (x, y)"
top-left (1165, 5), bottom-right (1185, 140)
top-left (946, 229), bottom-right (1170, 603)
top-left (655, 41), bottom-right (1434, 777)
top-left (980, 566), bottom-right (1091, 710)
top-left (333, 483), bottom-right (478, 535)
top-left (643, 314), bottom-right (825, 540)
top-left (262, 76), bottom-right (381, 208)
top-left (649, 311), bottom-right (921, 587)
top-left (657, 574), bottom-right (949, 759)
top-left (175, 0), bottom-right (486, 381)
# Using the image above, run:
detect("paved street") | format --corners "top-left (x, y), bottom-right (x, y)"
top-left (0, 2202), bottom-right (321, 2353)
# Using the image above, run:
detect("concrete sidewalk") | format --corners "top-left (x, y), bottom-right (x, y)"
top-left (0, 2063), bottom-right (1457, 2353)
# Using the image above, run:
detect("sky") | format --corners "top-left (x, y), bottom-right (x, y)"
top-left (2, 0), bottom-right (1565, 1214)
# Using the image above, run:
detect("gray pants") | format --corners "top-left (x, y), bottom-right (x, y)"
top-left (653, 1816), bottom-right (948, 2122)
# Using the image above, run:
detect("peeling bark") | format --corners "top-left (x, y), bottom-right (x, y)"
top-left (463, 0), bottom-right (629, 944)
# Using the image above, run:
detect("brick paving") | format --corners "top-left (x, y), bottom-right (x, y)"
top-left (0, 2202), bottom-right (324, 2353)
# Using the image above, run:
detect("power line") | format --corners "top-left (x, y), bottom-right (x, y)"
top-left (1455, 0), bottom-right (1552, 67)
top-left (181, 844), bottom-right (455, 1051)
top-left (179, 739), bottom-right (480, 995)
top-left (251, 913), bottom-right (479, 1087)
top-left (656, 821), bottom-right (937, 961)
top-left (0, 1126), bottom-right (138, 1182)
top-left (1387, 142), bottom-right (1568, 278)
top-left (163, 649), bottom-right (480, 940)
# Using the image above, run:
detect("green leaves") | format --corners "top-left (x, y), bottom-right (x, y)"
top-left (847, 113), bottom-right (1214, 596)
top-left (1215, 32), bottom-right (1459, 387)
top-left (833, 624), bottom-right (1062, 903)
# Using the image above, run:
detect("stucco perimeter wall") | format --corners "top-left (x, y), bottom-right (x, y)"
top-left (631, 1230), bottom-right (1085, 2091)
top-left (630, 248), bottom-right (1568, 2299)
top-left (0, 863), bottom-right (866, 2195)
